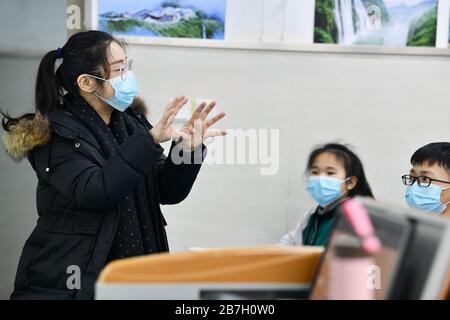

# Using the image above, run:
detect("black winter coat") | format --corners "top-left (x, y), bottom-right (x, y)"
top-left (3, 102), bottom-right (204, 300)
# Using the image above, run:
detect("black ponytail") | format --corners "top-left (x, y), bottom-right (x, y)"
top-left (35, 50), bottom-right (65, 115)
top-left (1, 30), bottom-right (124, 132)
top-left (1, 49), bottom-right (63, 132)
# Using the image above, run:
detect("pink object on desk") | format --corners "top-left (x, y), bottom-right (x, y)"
top-left (342, 199), bottom-right (382, 254)
top-left (329, 254), bottom-right (376, 300)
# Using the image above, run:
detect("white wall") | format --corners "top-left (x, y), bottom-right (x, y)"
top-left (1, 0), bottom-right (450, 300)
top-left (0, 0), bottom-right (67, 55)
top-left (225, 0), bottom-right (315, 43)
top-left (128, 44), bottom-right (450, 253)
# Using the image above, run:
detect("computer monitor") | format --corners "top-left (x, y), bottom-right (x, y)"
top-left (358, 198), bottom-right (450, 300)
top-left (310, 198), bottom-right (412, 300)
top-left (310, 197), bottom-right (450, 300)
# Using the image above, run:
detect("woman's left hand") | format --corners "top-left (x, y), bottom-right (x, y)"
top-left (175, 101), bottom-right (227, 152)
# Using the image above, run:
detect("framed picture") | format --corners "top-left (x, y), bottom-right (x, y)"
top-left (90, 0), bottom-right (226, 41)
top-left (84, 0), bottom-right (450, 53)
top-left (314, 0), bottom-right (439, 47)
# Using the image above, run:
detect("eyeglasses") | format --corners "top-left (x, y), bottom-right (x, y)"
top-left (86, 59), bottom-right (134, 83)
top-left (402, 174), bottom-right (450, 187)
top-left (111, 58), bottom-right (134, 80)
top-left (112, 59), bottom-right (134, 80)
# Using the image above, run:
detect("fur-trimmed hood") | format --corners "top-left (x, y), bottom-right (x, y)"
top-left (2, 97), bottom-right (149, 162)
top-left (2, 113), bottom-right (51, 162)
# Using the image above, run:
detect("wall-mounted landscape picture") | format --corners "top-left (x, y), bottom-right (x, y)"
top-left (314, 0), bottom-right (438, 47)
top-left (98, 0), bottom-right (225, 40)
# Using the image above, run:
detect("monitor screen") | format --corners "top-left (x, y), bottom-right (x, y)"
top-left (355, 198), bottom-right (450, 300)
top-left (310, 206), bottom-right (411, 300)
top-left (389, 220), bottom-right (446, 299)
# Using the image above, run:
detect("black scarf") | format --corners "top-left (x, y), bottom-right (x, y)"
top-left (66, 93), bottom-right (164, 262)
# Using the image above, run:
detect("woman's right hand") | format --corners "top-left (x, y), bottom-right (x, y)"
top-left (150, 96), bottom-right (188, 144)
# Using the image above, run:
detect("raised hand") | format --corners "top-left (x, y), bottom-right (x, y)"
top-left (149, 96), bottom-right (188, 144)
top-left (176, 101), bottom-right (227, 151)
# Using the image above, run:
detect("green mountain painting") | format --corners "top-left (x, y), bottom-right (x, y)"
top-left (98, 0), bottom-right (225, 40)
top-left (314, 0), bottom-right (438, 47)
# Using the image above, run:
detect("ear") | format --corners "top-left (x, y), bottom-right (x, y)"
top-left (345, 176), bottom-right (358, 191)
top-left (77, 74), bottom-right (99, 93)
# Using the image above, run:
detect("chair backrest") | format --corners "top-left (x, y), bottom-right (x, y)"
top-left (98, 245), bottom-right (324, 284)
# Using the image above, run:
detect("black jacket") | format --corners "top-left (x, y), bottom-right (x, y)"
top-left (3, 103), bottom-right (204, 300)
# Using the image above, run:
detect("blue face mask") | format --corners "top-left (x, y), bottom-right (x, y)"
top-left (306, 176), bottom-right (349, 207)
top-left (90, 71), bottom-right (138, 112)
top-left (405, 184), bottom-right (450, 214)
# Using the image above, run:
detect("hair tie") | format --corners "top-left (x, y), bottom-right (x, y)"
top-left (55, 47), bottom-right (63, 59)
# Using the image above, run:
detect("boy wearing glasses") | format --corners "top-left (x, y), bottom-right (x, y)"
top-left (402, 142), bottom-right (450, 216)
